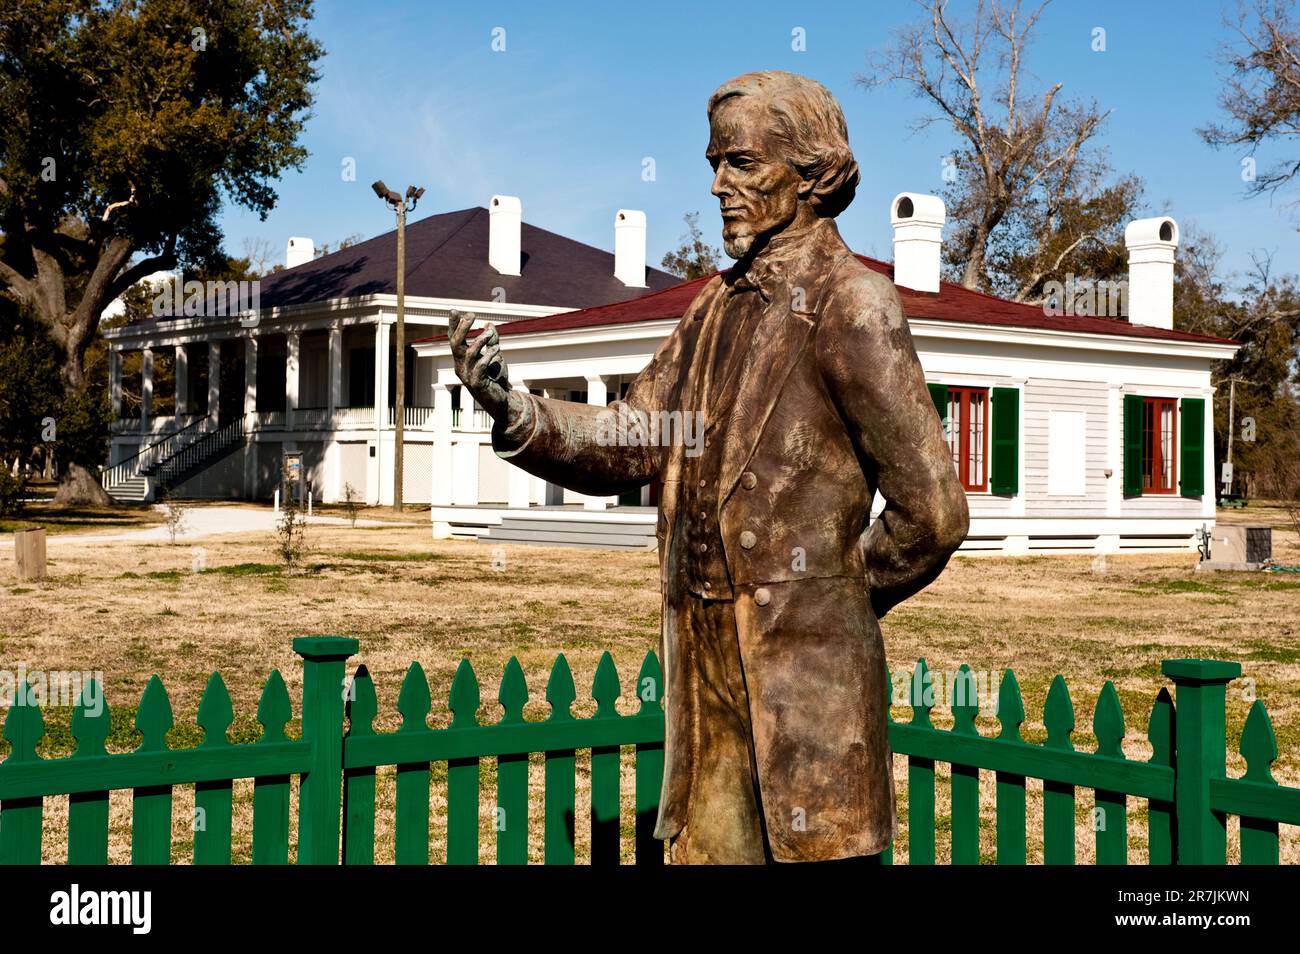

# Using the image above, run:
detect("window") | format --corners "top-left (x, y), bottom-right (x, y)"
top-left (943, 386), bottom-right (990, 492)
top-left (1142, 397), bottom-right (1178, 493)
top-left (1123, 394), bottom-right (1203, 498)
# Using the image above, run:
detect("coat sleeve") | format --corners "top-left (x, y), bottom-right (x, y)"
top-left (490, 279), bottom-right (717, 497)
top-left (814, 267), bottom-right (969, 619)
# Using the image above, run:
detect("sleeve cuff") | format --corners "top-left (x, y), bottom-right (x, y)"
top-left (492, 392), bottom-right (538, 459)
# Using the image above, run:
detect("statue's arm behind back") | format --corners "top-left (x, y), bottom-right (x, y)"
top-left (816, 270), bottom-right (970, 619)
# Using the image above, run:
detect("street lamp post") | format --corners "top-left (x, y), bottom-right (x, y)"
top-left (372, 180), bottom-right (424, 512)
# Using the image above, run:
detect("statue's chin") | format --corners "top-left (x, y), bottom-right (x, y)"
top-left (723, 234), bottom-right (753, 260)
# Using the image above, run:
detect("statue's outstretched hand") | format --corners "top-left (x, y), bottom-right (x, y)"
top-left (447, 310), bottom-right (521, 423)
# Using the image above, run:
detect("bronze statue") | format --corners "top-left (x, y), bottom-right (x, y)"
top-left (448, 70), bottom-right (969, 863)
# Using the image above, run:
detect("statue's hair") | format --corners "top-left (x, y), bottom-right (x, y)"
top-left (707, 70), bottom-right (859, 218)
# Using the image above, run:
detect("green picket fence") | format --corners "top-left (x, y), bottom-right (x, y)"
top-left (1, 636), bottom-right (1297, 864)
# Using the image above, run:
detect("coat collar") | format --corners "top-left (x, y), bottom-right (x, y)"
top-left (719, 217), bottom-right (839, 305)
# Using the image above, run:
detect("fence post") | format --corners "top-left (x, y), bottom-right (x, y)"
top-left (294, 636), bottom-right (358, 864)
top-left (1161, 659), bottom-right (1241, 864)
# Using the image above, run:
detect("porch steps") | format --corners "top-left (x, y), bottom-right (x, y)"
top-left (108, 475), bottom-right (151, 503)
top-left (478, 512), bottom-right (658, 551)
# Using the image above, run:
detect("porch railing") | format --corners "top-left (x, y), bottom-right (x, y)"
top-left (387, 405), bottom-right (436, 428)
top-left (100, 415), bottom-right (208, 489)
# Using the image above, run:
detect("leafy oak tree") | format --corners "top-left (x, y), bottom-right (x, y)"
top-left (0, 0), bottom-right (323, 503)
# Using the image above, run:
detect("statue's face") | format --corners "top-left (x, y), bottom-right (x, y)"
top-left (707, 95), bottom-right (805, 260)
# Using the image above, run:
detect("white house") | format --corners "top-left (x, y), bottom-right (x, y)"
top-left (100, 198), bottom-right (678, 503)
top-left (413, 194), bottom-right (1238, 556)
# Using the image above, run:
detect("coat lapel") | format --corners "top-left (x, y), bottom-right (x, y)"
top-left (716, 302), bottom-right (817, 507)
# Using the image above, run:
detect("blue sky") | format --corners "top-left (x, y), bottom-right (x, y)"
top-left (219, 0), bottom-right (1300, 282)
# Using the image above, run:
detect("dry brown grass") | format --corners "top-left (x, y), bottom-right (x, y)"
top-left (1, 503), bottom-right (1297, 864)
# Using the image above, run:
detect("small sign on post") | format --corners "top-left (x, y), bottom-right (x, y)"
top-left (282, 451), bottom-right (304, 509)
top-left (14, 527), bottom-right (47, 581)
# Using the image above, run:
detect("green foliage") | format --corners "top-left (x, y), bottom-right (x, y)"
top-left (0, 303), bottom-right (61, 459)
top-left (0, 467), bottom-right (25, 517)
top-left (660, 212), bottom-right (721, 279)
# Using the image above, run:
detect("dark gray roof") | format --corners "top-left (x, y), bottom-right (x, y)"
top-left (256, 206), bottom-right (679, 309)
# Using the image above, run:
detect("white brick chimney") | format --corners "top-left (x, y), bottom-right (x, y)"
top-left (286, 237), bottom-right (315, 269)
top-left (890, 193), bottom-right (945, 293)
top-left (488, 195), bottom-right (522, 276)
top-left (1124, 216), bottom-right (1179, 330)
top-left (614, 209), bottom-right (647, 287)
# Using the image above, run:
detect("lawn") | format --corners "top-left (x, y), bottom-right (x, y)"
top-left (1, 503), bottom-right (1297, 864)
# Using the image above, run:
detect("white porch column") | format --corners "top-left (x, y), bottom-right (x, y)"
top-left (431, 382), bottom-right (454, 507)
top-left (243, 335), bottom-right (258, 497)
top-left (208, 340), bottom-right (221, 425)
top-left (506, 381), bottom-right (532, 509)
top-left (285, 331), bottom-right (300, 432)
top-left (328, 325), bottom-right (343, 417)
top-left (109, 349), bottom-right (122, 418)
top-left (140, 348), bottom-right (153, 434)
top-left (373, 321), bottom-right (391, 504)
top-left (244, 335), bottom-right (258, 426)
top-left (583, 374), bottom-right (614, 510)
top-left (174, 344), bottom-right (188, 417)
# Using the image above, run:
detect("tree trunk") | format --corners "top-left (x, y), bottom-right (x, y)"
top-left (53, 330), bottom-right (115, 508)
top-left (54, 461), bottom-right (114, 506)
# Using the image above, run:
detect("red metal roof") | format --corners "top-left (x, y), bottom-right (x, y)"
top-left (414, 254), bottom-right (1237, 346)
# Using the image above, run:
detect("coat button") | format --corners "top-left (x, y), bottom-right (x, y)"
top-left (753, 587), bottom-right (771, 606)
top-left (741, 472), bottom-right (757, 490)
top-left (740, 530), bottom-right (757, 549)
top-left (698, 542), bottom-right (708, 553)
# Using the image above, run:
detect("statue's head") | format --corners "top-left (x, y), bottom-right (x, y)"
top-left (706, 70), bottom-right (859, 260)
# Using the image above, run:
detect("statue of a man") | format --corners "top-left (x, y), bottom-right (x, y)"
top-left (449, 70), bottom-right (969, 863)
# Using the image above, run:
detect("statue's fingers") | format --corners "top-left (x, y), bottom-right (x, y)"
top-left (448, 311), bottom-right (474, 353)
top-left (466, 329), bottom-right (493, 367)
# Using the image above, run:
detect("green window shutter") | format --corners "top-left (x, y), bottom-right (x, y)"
top-left (1180, 397), bottom-right (1205, 497)
top-left (990, 387), bottom-right (1019, 495)
top-left (1123, 393), bottom-right (1145, 497)
top-left (927, 383), bottom-right (948, 424)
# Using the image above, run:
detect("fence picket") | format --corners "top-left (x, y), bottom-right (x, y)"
top-left (495, 657), bottom-right (530, 865)
top-left (1092, 681), bottom-right (1127, 865)
top-left (1042, 675), bottom-right (1076, 865)
top-left (634, 651), bottom-right (664, 866)
top-left (252, 670), bottom-right (292, 865)
top-left (131, 676), bottom-right (174, 864)
top-left (395, 662), bottom-right (432, 865)
top-left (544, 654), bottom-right (577, 865)
top-left (591, 652), bottom-right (622, 865)
top-left (950, 665), bottom-right (981, 865)
top-left (343, 665), bottom-right (378, 865)
top-left (0, 680), bottom-right (45, 864)
top-left (193, 673), bottom-right (234, 865)
top-left (446, 659), bottom-right (481, 865)
top-left (905, 659), bottom-right (936, 865)
top-left (1238, 701), bottom-right (1279, 865)
top-left (68, 679), bottom-right (111, 864)
top-left (995, 669), bottom-right (1027, 864)
top-left (1146, 688), bottom-right (1175, 865)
